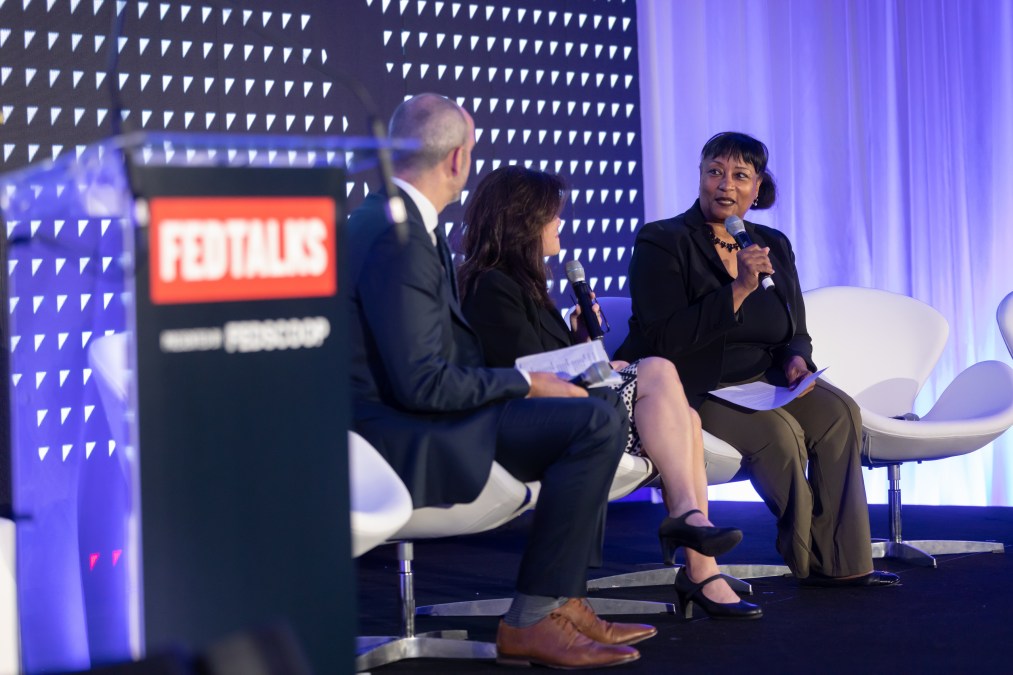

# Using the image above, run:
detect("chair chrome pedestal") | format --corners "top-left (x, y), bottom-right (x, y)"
top-left (870, 464), bottom-right (1005, 568)
top-left (417, 596), bottom-right (679, 617)
top-left (356, 542), bottom-right (496, 672)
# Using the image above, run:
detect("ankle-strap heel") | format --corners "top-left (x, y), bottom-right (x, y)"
top-left (674, 567), bottom-right (763, 620)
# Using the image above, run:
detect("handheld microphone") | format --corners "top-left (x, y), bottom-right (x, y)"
top-left (564, 260), bottom-right (605, 341)
top-left (724, 215), bottom-right (775, 290)
top-left (569, 361), bottom-right (613, 388)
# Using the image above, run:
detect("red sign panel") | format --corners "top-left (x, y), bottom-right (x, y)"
top-left (149, 196), bottom-right (337, 304)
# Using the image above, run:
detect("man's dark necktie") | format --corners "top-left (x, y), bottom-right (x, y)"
top-left (435, 228), bottom-right (460, 303)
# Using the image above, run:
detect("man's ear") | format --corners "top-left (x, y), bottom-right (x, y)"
top-left (449, 145), bottom-right (464, 176)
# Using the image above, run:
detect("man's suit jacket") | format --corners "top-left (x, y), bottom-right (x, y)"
top-left (615, 200), bottom-right (816, 408)
top-left (461, 269), bottom-right (573, 368)
top-left (346, 191), bottom-right (529, 507)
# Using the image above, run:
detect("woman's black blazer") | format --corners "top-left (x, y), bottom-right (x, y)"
top-left (615, 200), bottom-right (815, 408)
top-left (461, 268), bottom-right (573, 368)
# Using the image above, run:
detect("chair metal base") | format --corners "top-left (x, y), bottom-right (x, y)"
top-left (872, 463), bottom-right (1006, 568)
top-left (356, 542), bottom-right (498, 671)
top-left (416, 598), bottom-right (512, 617)
top-left (871, 538), bottom-right (1005, 568)
top-left (355, 631), bottom-right (495, 671)
top-left (416, 596), bottom-right (678, 617)
top-left (586, 564), bottom-right (791, 594)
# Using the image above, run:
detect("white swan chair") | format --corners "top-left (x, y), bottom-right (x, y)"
top-left (0, 516), bottom-right (19, 675)
top-left (804, 286), bottom-right (1013, 567)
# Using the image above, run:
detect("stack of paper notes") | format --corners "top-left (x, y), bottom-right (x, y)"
top-left (514, 340), bottom-right (624, 388)
top-left (709, 368), bottom-right (828, 410)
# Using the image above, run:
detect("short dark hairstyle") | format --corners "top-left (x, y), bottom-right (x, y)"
top-left (700, 131), bottom-right (778, 209)
top-left (458, 166), bottom-right (567, 309)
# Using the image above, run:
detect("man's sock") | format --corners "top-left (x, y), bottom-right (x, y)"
top-left (502, 593), bottom-right (568, 628)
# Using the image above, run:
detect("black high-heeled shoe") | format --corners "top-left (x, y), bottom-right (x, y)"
top-left (674, 567), bottom-right (763, 620)
top-left (658, 509), bottom-right (743, 564)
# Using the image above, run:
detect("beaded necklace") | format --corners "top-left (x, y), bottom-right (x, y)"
top-left (708, 231), bottom-right (740, 252)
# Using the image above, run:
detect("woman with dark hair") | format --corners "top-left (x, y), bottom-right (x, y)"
top-left (459, 166), bottom-right (762, 619)
top-left (615, 131), bottom-right (897, 587)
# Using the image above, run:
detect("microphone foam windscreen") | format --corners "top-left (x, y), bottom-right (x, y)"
top-left (565, 260), bottom-right (586, 283)
top-left (724, 215), bottom-right (746, 236)
top-left (587, 361), bottom-right (612, 381)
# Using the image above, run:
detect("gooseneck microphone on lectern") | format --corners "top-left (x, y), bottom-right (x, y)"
top-left (565, 260), bottom-right (605, 341)
top-left (725, 215), bottom-right (775, 290)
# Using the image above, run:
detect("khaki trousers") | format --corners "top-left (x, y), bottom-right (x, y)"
top-left (699, 378), bottom-right (873, 577)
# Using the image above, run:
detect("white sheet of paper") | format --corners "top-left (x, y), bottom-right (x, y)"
top-left (514, 340), bottom-right (623, 388)
top-left (708, 368), bottom-right (828, 410)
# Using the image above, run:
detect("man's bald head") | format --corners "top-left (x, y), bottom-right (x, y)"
top-left (389, 93), bottom-right (471, 175)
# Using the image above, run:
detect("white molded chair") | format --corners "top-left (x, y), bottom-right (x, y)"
top-left (348, 432), bottom-right (413, 558)
top-left (86, 332), bottom-right (144, 660)
top-left (0, 517), bottom-right (19, 675)
top-left (804, 286), bottom-right (1013, 567)
top-left (997, 291), bottom-right (1013, 358)
top-left (355, 462), bottom-right (538, 671)
top-left (88, 332), bottom-right (131, 441)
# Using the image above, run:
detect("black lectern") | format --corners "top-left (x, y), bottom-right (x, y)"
top-left (0, 132), bottom-right (373, 673)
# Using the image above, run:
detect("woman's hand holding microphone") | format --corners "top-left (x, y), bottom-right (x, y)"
top-left (569, 292), bottom-right (604, 343)
top-left (731, 245), bottom-right (775, 310)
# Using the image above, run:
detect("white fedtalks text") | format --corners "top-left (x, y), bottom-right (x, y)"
top-left (158, 217), bottom-right (329, 283)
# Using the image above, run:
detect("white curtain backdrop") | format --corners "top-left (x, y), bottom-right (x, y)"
top-left (637, 0), bottom-right (1013, 505)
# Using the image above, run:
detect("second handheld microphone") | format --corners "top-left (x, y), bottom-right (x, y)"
top-left (564, 260), bottom-right (605, 341)
top-left (569, 361), bottom-right (613, 387)
top-left (725, 215), bottom-right (775, 290)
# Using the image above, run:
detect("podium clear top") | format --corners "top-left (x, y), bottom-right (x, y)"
top-left (0, 131), bottom-right (407, 223)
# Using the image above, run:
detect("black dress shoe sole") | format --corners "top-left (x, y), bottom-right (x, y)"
top-left (700, 609), bottom-right (764, 620)
top-left (497, 652), bottom-right (641, 669)
top-left (799, 570), bottom-right (900, 588)
top-left (695, 530), bottom-right (744, 558)
top-left (661, 529), bottom-right (743, 563)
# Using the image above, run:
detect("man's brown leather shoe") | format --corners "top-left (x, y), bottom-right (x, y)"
top-left (496, 614), bottom-right (640, 669)
top-left (555, 598), bottom-right (658, 646)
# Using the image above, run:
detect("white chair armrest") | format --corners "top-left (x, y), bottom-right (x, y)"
top-left (349, 432), bottom-right (414, 557)
top-left (0, 518), bottom-right (19, 675)
top-left (860, 361), bottom-right (1013, 463)
top-left (396, 462), bottom-right (532, 540)
top-left (703, 431), bottom-right (745, 485)
top-left (922, 360), bottom-right (1013, 423)
top-left (607, 453), bottom-right (655, 501)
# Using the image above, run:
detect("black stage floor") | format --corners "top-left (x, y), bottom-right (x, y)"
top-left (356, 499), bottom-right (1013, 674)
